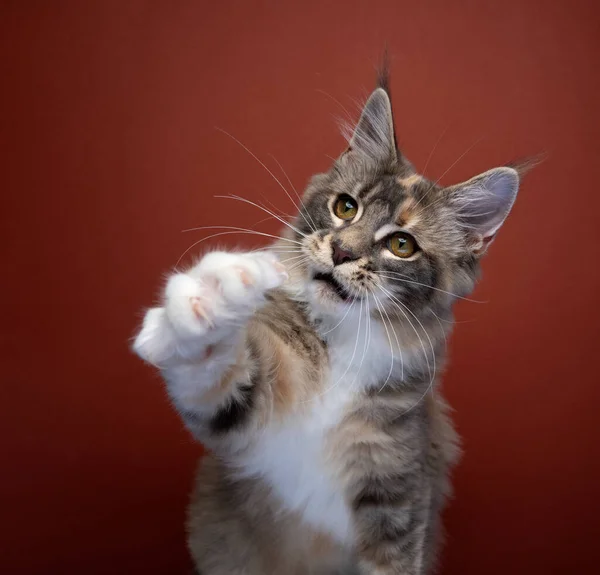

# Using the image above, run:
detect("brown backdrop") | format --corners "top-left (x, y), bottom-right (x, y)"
top-left (2, 1), bottom-right (599, 574)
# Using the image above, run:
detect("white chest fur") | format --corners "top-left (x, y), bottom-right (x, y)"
top-left (239, 386), bottom-right (354, 540)
top-left (235, 311), bottom-right (398, 542)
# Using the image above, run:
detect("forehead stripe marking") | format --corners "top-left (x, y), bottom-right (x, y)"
top-left (397, 174), bottom-right (423, 187)
top-left (396, 195), bottom-right (420, 227)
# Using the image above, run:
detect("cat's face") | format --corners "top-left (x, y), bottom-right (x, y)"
top-left (290, 88), bottom-right (519, 317)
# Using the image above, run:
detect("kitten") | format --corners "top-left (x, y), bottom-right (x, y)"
top-left (133, 69), bottom-right (521, 574)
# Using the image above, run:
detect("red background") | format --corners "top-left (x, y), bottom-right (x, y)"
top-left (2, 2), bottom-right (599, 574)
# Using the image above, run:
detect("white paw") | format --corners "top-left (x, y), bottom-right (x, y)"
top-left (133, 307), bottom-right (175, 366)
top-left (133, 251), bottom-right (287, 364)
top-left (170, 251), bottom-right (287, 335)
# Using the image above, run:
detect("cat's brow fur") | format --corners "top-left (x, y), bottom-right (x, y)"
top-left (133, 66), bottom-right (522, 575)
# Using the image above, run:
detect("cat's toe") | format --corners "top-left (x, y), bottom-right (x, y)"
top-left (165, 273), bottom-right (216, 337)
top-left (196, 252), bottom-right (287, 308)
top-left (133, 307), bottom-right (175, 366)
top-left (252, 251), bottom-right (289, 290)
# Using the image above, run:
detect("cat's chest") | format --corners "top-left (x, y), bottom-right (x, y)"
top-left (237, 332), bottom-right (392, 542)
top-left (240, 377), bottom-right (354, 541)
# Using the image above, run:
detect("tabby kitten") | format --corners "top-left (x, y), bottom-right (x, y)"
top-left (133, 71), bottom-right (520, 574)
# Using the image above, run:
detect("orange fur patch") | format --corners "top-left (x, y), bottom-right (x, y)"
top-left (310, 531), bottom-right (339, 559)
top-left (396, 196), bottom-right (418, 227)
top-left (397, 174), bottom-right (422, 188)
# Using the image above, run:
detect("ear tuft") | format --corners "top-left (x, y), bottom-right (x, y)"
top-left (507, 153), bottom-right (545, 179)
top-left (344, 88), bottom-right (397, 163)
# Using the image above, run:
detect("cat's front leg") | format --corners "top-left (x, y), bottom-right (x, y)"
top-left (345, 416), bottom-right (431, 575)
top-left (133, 251), bottom-right (287, 433)
top-left (353, 481), bottom-right (430, 575)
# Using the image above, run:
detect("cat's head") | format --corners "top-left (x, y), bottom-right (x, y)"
top-left (286, 79), bottom-right (521, 319)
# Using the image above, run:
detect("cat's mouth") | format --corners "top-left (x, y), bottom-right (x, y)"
top-left (312, 271), bottom-right (352, 301)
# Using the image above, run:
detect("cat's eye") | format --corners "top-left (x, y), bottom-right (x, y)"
top-left (387, 232), bottom-right (417, 258)
top-left (333, 195), bottom-right (358, 220)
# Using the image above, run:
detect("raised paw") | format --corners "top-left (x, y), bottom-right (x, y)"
top-left (166, 251), bottom-right (287, 337)
top-left (133, 251), bottom-right (286, 366)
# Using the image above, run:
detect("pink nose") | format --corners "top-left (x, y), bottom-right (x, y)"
top-left (331, 241), bottom-right (357, 266)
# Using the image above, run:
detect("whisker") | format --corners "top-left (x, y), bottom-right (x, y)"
top-left (268, 154), bottom-right (318, 233)
top-left (346, 294), bottom-right (371, 396)
top-left (373, 292), bottom-right (404, 385)
top-left (373, 270), bottom-right (485, 304)
top-left (214, 127), bottom-right (318, 234)
top-left (215, 194), bottom-right (308, 239)
top-left (376, 283), bottom-right (433, 384)
top-left (277, 253), bottom-right (309, 263)
top-left (315, 88), bottom-right (354, 122)
top-left (351, 295), bottom-right (371, 391)
top-left (285, 258), bottom-right (312, 274)
top-left (181, 225), bottom-right (304, 246)
top-left (267, 249), bottom-right (305, 256)
top-left (421, 123), bottom-right (450, 178)
top-left (307, 297), bottom-right (362, 402)
top-left (429, 308), bottom-right (447, 350)
top-left (267, 244), bottom-right (305, 251)
top-left (175, 229), bottom-right (302, 267)
top-left (377, 283), bottom-right (437, 415)
top-left (321, 301), bottom-right (354, 335)
top-left (430, 136), bottom-right (484, 190)
top-left (267, 244), bottom-right (305, 250)
top-left (260, 195), bottom-right (295, 220)
top-left (365, 296), bottom-right (372, 355)
top-left (412, 136), bottom-right (483, 212)
top-left (284, 252), bottom-right (311, 265)
top-left (372, 293), bottom-right (397, 391)
top-left (284, 252), bottom-right (311, 264)
top-left (250, 214), bottom-right (288, 228)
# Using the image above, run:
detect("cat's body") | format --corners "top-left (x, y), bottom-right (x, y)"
top-left (134, 70), bottom-right (521, 574)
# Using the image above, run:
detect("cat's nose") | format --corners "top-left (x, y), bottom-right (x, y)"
top-left (331, 241), bottom-right (358, 266)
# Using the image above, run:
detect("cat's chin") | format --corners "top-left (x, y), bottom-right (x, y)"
top-left (306, 275), bottom-right (356, 314)
top-left (312, 271), bottom-right (352, 301)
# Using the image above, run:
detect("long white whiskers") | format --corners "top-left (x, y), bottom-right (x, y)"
top-left (215, 194), bottom-right (308, 239)
top-left (373, 270), bottom-right (485, 303)
top-left (412, 136), bottom-right (483, 212)
top-left (268, 154), bottom-right (318, 233)
top-left (215, 127), bottom-right (317, 234)
top-left (372, 293), bottom-right (395, 392)
top-left (304, 297), bottom-right (362, 402)
top-left (377, 283), bottom-right (438, 416)
top-left (377, 283), bottom-right (434, 383)
top-left (429, 308), bottom-right (448, 349)
top-left (350, 294), bottom-right (371, 393)
top-left (321, 301), bottom-right (354, 336)
top-left (176, 227), bottom-right (302, 267)
top-left (182, 225), bottom-right (303, 245)
top-left (373, 292), bottom-right (404, 387)
top-left (421, 123), bottom-right (450, 178)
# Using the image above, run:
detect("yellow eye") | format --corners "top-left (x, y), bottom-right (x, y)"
top-left (333, 195), bottom-right (358, 220)
top-left (387, 232), bottom-right (417, 258)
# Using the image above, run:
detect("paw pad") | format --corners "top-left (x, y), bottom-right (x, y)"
top-left (190, 297), bottom-right (213, 326)
top-left (235, 267), bottom-right (254, 287)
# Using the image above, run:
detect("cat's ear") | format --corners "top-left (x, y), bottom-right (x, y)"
top-left (447, 167), bottom-right (519, 255)
top-left (345, 88), bottom-right (397, 163)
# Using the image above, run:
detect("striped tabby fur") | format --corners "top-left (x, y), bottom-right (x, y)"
top-left (134, 69), bottom-right (521, 574)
